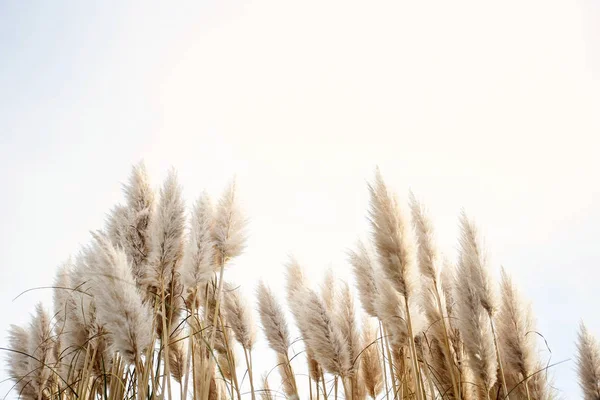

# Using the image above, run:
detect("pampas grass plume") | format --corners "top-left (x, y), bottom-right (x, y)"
top-left (577, 323), bottom-right (600, 400)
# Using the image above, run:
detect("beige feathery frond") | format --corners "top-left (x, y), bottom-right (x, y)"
top-left (213, 180), bottom-right (247, 263)
top-left (260, 374), bottom-right (274, 400)
top-left (422, 283), bottom-right (459, 398)
top-left (368, 169), bottom-right (418, 300)
top-left (204, 283), bottom-right (235, 358)
top-left (117, 162), bottom-right (156, 285)
top-left (284, 256), bottom-right (311, 337)
top-left (84, 232), bottom-right (153, 363)
top-left (300, 289), bottom-right (351, 377)
top-left (441, 259), bottom-right (458, 322)
top-left (53, 261), bottom-right (72, 330)
top-left (284, 257), bottom-right (324, 385)
top-left (409, 191), bottom-right (441, 281)
top-left (223, 281), bottom-right (256, 350)
top-left (373, 273), bottom-right (410, 347)
top-left (181, 192), bottom-right (215, 294)
top-left (146, 168), bottom-right (186, 290)
top-left (498, 268), bottom-right (544, 397)
top-left (105, 205), bottom-right (129, 249)
top-left (168, 324), bottom-right (187, 383)
top-left (458, 212), bottom-right (497, 315)
top-left (216, 352), bottom-right (234, 381)
top-left (285, 256), bottom-right (309, 307)
top-left (440, 258), bottom-right (475, 398)
top-left (321, 267), bottom-right (337, 312)
top-left (27, 303), bottom-right (55, 399)
top-left (360, 319), bottom-right (383, 399)
top-left (348, 241), bottom-right (379, 318)
top-left (7, 324), bottom-right (35, 400)
top-left (256, 280), bottom-right (290, 355)
top-left (577, 323), bottom-right (600, 400)
top-left (59, 279), bottom-right (93, 381)
top-left (336, 281), bottom-right (360, 371)
top-left (454, 251), bottom-right (498, 395)
top-left (52, 260), bottom-right (72, 365)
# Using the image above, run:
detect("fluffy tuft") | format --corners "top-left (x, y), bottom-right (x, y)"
top-left (577, 323), bottom-right (600, 400)
top-left (213, 180), bottom-right (247, 262)
top-left (368, 169), bottom-right (418, 300)
top-left (256, 280), bottom-right (290, 354)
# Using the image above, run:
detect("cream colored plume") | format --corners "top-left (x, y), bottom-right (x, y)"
top-left (454, 251), bottom-right (498, 394)
top-left (300, 289), bottom-right (351, 377)
top-left (109, 162), bottom-right (156, 286)
top-left (84, 232), bottom-right (153, 363)
top-left (458, 212), bottom-right (497, 315)
top-left (146, 168), bottom-right (186, 289)
top-left (348, 240), bottom-right (380, 318)
top-left (409, 191), bottom-right (441, 281)
top-left (223, 281), bottom-right (257, 350)
top-left (577, 323), bottom-right (600, 400)
top-left (7, 324), bottom-right (34, 400)
top-left (213, 180), bottom-right (247, 262)
top-left (27, 304), bottom-right (55, 399)
top-left (367, 169), bottom-right (418, 301)
top-left (181, 192), bottom-right (215, 292)
top-left (498, 268), bottom-right (544, 398)
top-left (256, 280), bottom-right (291, 355)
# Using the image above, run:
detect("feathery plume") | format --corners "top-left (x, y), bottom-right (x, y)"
top-left (348, 240), bottom-right (379, 318)
top-left (360, 319), bottom-right (383, 399)
top-left (27, 304), bottom-right (55, 399)
top-left (498, 268), bottom-right (545, 397)
top-left (577, 323), bottom-right (600, 400)
top-left (300, 289), bottom-right (351, 377)
top-left (409, 191), bottom-right (441, 281)
top-left (285, 256), bottom-right (309, 308)
top-left (53, 262), bottom-right (72, 330)
top-left (256, 280), bottom-right (290, 354)
top-left (52, 261), bottom-right (72, 364)
top-left (181, 192), bottom-right (215, 293)
top-left (284, 257), bottom-right (324, 384)
top-left (116, 162), bottom-right (156, 285)
top-left (59, 255), bottom-right (109, 380)
top-left (321, 267), bottom-right (337, 312)
top-left (260, 374), bottom-right (274, 400)
top-left (146, 169), bottom-right (186, 288)
top-left (168, 325), bottom-right (187, 383)
top-left (213, 180), bottom-right (247, 263)
top-left (454, 251), bottom-right (498, 395)
top-left (7, 324), bottom-right (35, 399)
top-left (368, 168), bottom-right (418, 300)
top-left (105, 205), bottom-right (129, 249)
top-left (223, 282), bottom-right (256, 350)
top-left (458, 212), bottom-right (496, 315)
top-left (84, 232), bottom-right (152, 363)
top-left (336, 281), bottom-right (360, 371)
top-left (373, 274), bottom-right (410, 347)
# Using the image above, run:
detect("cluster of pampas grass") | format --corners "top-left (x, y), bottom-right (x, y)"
top-left (3, 164), bottom-right (598, 400)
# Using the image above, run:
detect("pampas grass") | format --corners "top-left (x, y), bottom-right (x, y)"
top-left (3, 164), bottom-right (589, 400)
top-left (83, 232), bottom-right (152, 364)
top-left (577, 323), bottom-right (600, 400)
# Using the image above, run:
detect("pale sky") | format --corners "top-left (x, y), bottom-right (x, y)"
top-left (1, 1), bottom-right (599, 398)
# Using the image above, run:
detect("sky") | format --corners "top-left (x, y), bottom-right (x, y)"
top-left (1, 1), bottom-right (599, 398)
